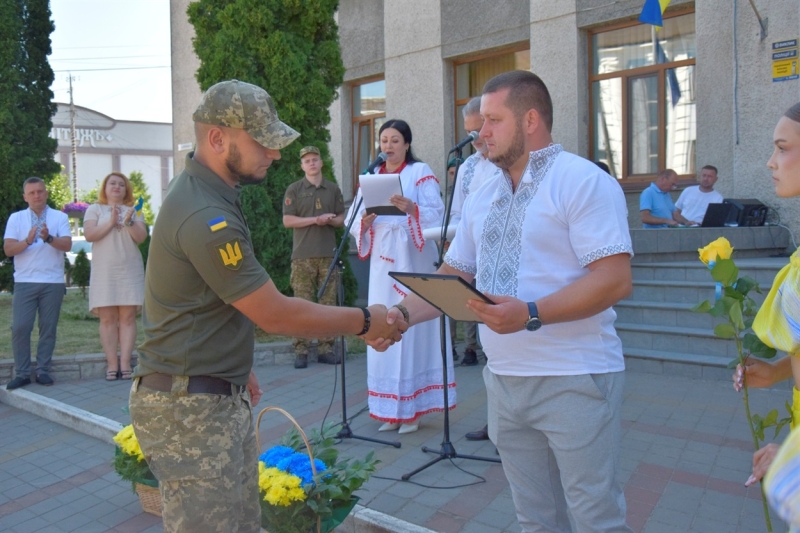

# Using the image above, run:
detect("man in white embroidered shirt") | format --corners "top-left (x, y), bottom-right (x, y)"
top-left (370, 71), bottom-right (634, 533)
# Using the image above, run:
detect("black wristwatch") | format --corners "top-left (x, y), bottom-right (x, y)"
top-left (45, 235), bottom-right (54, 244)
top-left (524, 302), bottom-right (542, 332)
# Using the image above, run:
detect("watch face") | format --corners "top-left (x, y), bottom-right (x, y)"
top-left (525, 317), bottom-right (542, 332)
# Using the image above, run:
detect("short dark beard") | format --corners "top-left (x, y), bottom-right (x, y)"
top-left (225, 142), bottom-right (265, 186)
top-left (489, 117), bottom-right (526, 171)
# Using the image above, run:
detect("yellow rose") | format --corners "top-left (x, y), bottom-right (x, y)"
top-left (698, 237), bottom-right (734, 265)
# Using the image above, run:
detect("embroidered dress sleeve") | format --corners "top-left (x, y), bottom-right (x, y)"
top-left (346, 188), bottom-right (373, 259)
top-left (565, 167), bottom-right (633, 268)
top-left (407, 164), bottom-right (444, 251)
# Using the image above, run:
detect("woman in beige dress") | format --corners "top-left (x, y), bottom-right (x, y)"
top-left (84, 172), bottom-right (147, 380)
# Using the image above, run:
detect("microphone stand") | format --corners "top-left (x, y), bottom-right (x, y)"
top-left (401, 145), bottom-right (500, 482)
top-left (318, 188), bottom-right (401, 449)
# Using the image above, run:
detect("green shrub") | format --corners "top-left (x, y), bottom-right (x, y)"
top-left (72, 249), bottom-right (91, 297)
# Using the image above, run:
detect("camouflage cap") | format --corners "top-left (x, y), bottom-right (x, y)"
top-left (299, 146), bottom-right (320, 158)
top-left (192, 79), bottom-right (300, 150)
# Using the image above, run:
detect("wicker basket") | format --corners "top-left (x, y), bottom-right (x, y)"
top-left (135, 482), bottom-right (162, 517)
top-left (256, 407), bottom-right (323, 533)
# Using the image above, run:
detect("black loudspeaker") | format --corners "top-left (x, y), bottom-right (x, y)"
top-left (723, 199), bottom-right (768, 227)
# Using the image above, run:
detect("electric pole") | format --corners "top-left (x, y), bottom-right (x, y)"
top-left (67, 73), bottom-right (78, 202)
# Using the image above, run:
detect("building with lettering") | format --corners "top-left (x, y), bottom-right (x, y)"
top-left (51, 103), bottom-right (173, 213)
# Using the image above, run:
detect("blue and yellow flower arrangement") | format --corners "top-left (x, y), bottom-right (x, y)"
top-left (258, 419), bottom-right (379, 533)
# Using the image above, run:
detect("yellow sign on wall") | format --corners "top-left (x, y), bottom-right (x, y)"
top-left (773, 39), bottom-right (799, 82)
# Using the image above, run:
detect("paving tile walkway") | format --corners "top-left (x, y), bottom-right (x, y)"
top-left (1, 350), bottom-right (794, 532)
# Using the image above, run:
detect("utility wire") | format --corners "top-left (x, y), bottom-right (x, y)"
top-left (52, 66), bottom-right (170, 72)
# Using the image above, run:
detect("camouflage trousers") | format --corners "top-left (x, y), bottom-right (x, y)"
top-left (290, 257), bottom-right (336, 355)
top-left (129, 376), bottom-right (260, 533)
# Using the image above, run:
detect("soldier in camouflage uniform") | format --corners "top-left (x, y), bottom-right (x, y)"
top-left (283, 145), bottom-right (345, 368)
top-left (129, 80), bottom-right (405, 533)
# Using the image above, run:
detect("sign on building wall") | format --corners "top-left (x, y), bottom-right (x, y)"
top-left (773, 39), bottom-right (799, 82)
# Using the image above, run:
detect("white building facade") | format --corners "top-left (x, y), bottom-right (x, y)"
top-left (170, 0), bottom-right (800, 237)
top-left (51, 103), bottom-right (173, 213)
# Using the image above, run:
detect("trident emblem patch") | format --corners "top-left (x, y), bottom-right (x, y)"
top-left (217, 239), bottom-right (243, 270)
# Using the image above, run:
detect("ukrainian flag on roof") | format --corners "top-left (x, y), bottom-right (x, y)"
top-left (639, 0), bottom-right (671, 29)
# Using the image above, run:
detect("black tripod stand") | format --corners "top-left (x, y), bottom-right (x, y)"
top-left (401, 146), bottom-right (500, 481)
top-left (318, 195), bottom-right (400, 449)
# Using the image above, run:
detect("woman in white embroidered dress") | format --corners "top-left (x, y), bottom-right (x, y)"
top-left (347, 119), bottom-right (456, 434)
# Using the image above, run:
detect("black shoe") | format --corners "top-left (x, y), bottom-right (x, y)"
top-left (465, 424), bottom-right (489, 441)
top-left (6, 376), bottom-right (31, 390)
top-left (451, 349), bottom-right (460, 362)
top-left (317, 351), bottom-right (342, 365)
top-left (460, 348), bottom-right (478, 366)
top-left (294, 354), bottom-right (308, 369)
top-left (36, 374), bottom-right (54, 386)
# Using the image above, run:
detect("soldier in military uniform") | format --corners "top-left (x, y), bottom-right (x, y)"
top-left (283, 145), bottom-right (345, 368)
top-left (128, 80), bottom-right (405, 533)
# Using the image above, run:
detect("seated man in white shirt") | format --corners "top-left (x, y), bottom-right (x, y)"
top-left (674, 165), bottom-right (724, 225)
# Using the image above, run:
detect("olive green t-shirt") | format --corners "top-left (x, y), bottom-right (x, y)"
top-left (135, 153), bottom-right (270, 386)
top-left (283, 177), bottom-right (344, 260)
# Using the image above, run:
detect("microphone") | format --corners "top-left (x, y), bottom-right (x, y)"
top-left (450, 131), bottom-right (479, 152)
top-left (365, 152), bottom-right (388, 174)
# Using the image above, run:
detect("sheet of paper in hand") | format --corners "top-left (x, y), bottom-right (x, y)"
top-left (360, 174), bottom-right (404, 216)
top-left (388, 272), bottom-right (495, 322)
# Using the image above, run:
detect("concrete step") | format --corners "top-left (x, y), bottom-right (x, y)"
top-left (622, 347), bottom-right (793, 388)
top-left (622, 347), bottom-right (733, 382)
top-left (614, 300), bottom-right (722, 329)
top-left (615, 322), bottom-right (737, 358)
top-left (629, 280), bottom-right (771, 304)
top-left (632, 258), bottom-right (788, 285)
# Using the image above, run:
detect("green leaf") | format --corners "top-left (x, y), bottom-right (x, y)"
top-left (723, 286), bottom-right (745, 301)
top-left (711, 259), bottom-right (739, 286)
top-left (727, 358), bottom-right (739, 369)
top-left (775, 417), bottom-right (792, 439)
top-left (692, 300), bottom-right (713, 313)
top-left (728, 301), bottom-right (745, 330)
top-left (743, 333), bottom-right (778, 359)
top-left (763, 409), bottom-right (778, 428)
top-left (714, 323), bottom-right (737, 339)
top-left (734, 276), bottom-right (759, 297)
top-left (709, 298), bottom-right (727, 317)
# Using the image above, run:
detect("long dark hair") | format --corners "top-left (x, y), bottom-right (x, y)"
top-left (379, 119), bottom-right (419, 164)
top-left (785, 102), bottom-right (800, 124)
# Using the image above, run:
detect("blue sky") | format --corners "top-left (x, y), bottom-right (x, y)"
top-left (48, 0), bottom-right (172, 123)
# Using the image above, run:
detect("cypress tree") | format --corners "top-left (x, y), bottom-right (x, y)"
top-left (188, 0), bottom-right (351, 299)
top-left (0, 0), bottom-right (59, 291)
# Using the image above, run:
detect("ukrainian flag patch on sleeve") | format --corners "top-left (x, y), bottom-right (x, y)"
top-left (208, 216), bottom-right (228, 232)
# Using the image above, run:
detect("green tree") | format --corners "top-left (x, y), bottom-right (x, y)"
top-left (188, 0), bottom-right (350, 297)
top-left (128, 170), bottom-right (155, 226)
top-left (81, 187), bottom-right (98, 205)
top-left (0, 0), bottom-right (59, 292)
top-left (72, 249), bottom-right (91, 297)
top-left (46, 169), bottom-right (72, 210)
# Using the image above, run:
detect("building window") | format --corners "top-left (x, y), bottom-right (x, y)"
top-left (453, 47), bottom-right (530, 151)
top-left (589, 11), bottom-right (696, 182)
top-left (352, 78), bottom-right (385, 189)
